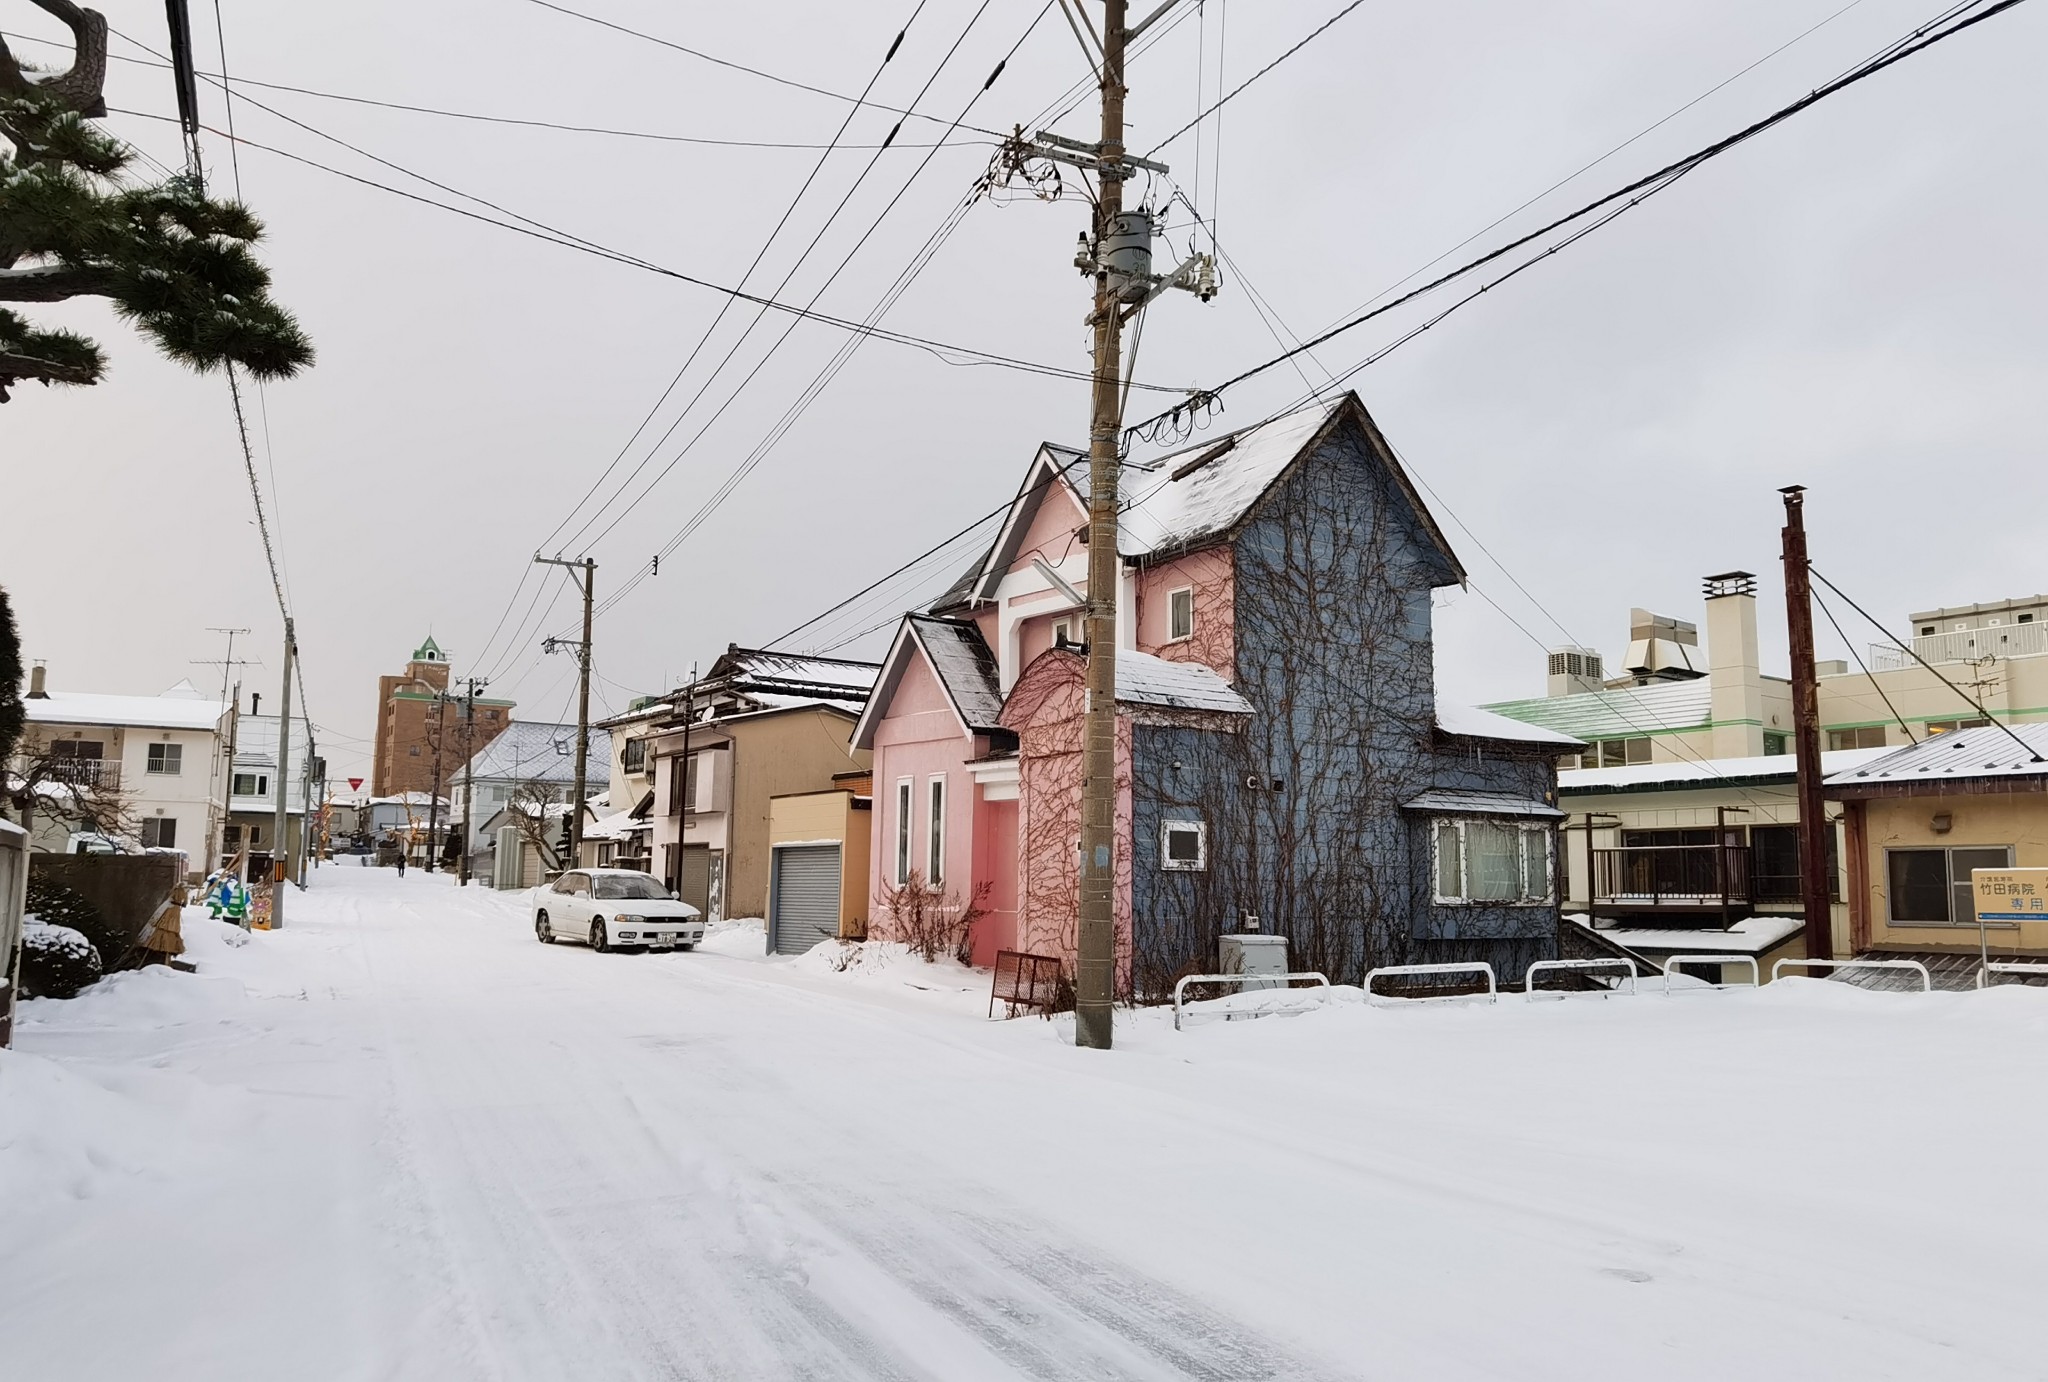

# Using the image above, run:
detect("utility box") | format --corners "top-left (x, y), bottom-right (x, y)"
top-left (1219, 934), bottom-right (1289, 991)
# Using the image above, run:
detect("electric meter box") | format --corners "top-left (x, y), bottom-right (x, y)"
top-left (1219, 934), bottom-right (1289, 991)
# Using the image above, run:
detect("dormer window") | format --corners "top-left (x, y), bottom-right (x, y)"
top-left (1168, 587), bottom-right (1194, 642)
top-left (1052, 618), bottom-right (1076, 648)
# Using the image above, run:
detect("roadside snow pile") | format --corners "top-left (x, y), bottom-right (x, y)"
top-left (788, 938), bottom-right (987, 1000)
top-left (18, 922), bottom-right (101, 999)
top-left (698, 916), bottom-right (766, 959)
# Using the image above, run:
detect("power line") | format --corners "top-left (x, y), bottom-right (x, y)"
top-left (1124, 0), bottom-right (2033, 439)
top-left (517, 0), bottom-right (1009, 139)
top-left (1142, 0), bottom-right (1364, 157)
top-left (1811, 583), bottom-right (1918, 745)
top-left (552, 4), bottom-right (1059, 626)
top-left (545, 0), bottom-right (962, 558)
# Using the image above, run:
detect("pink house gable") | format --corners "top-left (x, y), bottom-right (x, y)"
top-left (1136, 547), bottom-right (1234, 677)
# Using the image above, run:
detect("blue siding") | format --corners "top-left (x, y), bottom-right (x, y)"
top-left (1127, 411), bottom-right (1561, 994)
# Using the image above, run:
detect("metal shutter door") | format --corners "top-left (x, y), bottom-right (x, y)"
top-left (771, 845), bottom-right (841, 955)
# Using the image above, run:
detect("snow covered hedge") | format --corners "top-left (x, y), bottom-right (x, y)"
top-left (19, 921), bottom-right (103, 999)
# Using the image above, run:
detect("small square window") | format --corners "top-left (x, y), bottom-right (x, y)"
top-left (1161, 820), bottom-right (1206, 870)
top-left (1167, 587), bottom-right (1194, 641)
top-left (1052, 618), bottom-right (1075, 648)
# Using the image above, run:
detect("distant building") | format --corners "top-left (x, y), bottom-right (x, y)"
top-left (1486, 578), bottom-right (2048, 767)
top-left (449, 719), bottom-right (610, 859)
top-left (369, 636), bottom-right (513, 796)
top-left (224, 705), bottom-right (314, 867)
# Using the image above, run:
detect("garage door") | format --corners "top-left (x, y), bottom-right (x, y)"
top-left (771, 844), bottom-right (842, 956)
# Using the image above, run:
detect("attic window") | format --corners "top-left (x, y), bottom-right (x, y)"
top-left (1168, 587), bottom-right (1194, 642)
top-left (1052, 618), bottom-right (1077, 648)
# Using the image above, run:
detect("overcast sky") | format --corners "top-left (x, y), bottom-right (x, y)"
top-left (5, 0), bottom-right (2044, 784)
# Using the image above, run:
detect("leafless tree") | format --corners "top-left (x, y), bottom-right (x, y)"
top-left (4, 726), bottom-right (137, 844)
top-left (506, 777), bottom-right (566, 874)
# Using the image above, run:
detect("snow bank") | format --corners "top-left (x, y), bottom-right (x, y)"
top-left (699, 916), bottom-right (767, 959)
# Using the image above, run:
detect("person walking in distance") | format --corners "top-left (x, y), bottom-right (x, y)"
top-left (395, 846), bottom-right (406, 878)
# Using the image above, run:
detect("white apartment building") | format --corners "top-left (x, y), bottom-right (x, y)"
top-left (12, 662), bottom-right (228, 864)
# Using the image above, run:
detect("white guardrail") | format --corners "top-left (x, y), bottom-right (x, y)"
top-left (1978, 960), bottom-right (2048, 989)
top-left (1524, 957), bottom-right (1638, 999)
top-left (1362, 961), bottom-right (1497, 1006)
top-left (1772, 956), bottom-right (1933, 991)
top-left (1171, 972), bottom-right (1332, 1031)
top-left (1662, 954), bottom-right (1759, 992)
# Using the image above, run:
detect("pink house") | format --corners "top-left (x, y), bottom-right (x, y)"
top-left (851, 394), bottom-right (1577, 995)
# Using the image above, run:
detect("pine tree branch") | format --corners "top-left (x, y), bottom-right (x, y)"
top-left (0, 263), bottom-right (113, 301)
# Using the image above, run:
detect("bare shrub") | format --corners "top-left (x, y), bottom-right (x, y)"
top-left (877, 871), bottom-right (991, 964)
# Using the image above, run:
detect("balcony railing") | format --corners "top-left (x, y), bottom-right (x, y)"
top-left (1867, 621), bottom-right (2048, 671)
top-left (1591, 845), bottom-right (1752, 912)
top-left (12, 756), bottom-right (121, 790)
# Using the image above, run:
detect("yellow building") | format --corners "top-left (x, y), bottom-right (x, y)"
top-left (1828, 722), bottom-right (2048, 986)
top-left (766, 775), bottom-right (873, 955)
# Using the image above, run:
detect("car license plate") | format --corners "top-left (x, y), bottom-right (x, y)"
top-left (649, 937), bottom-right (674, 948)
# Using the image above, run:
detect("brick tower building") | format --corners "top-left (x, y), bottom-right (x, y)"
top-left (371, 636), bottom-right (514, 796)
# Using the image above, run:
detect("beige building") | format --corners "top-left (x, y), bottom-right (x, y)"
top-left (593, 647), bottom-right (879, 921)
top-left (1828, 722), bottom-right (2048, 985)
top-left (766, 775), bottom-right (873, 954)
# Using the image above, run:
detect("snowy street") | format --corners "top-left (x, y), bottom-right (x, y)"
top-left (5, 865), bottom-right (2047, 1381)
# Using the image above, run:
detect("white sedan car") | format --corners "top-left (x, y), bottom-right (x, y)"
top-left (533, 869), bottom-right (704, 952)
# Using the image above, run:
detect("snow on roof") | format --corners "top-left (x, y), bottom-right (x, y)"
top-left (1585, 914), bottom-right (1805, 956)
top-left (1826, 722), bottom-right (2048, 787)
top-left (1116, 401), bottom-right (1337, 559)
top-left (1564, 746), bottom-right (1889, 792)
top-left (711, 647), bottom-right (879, 695)
top-left (1402, 789), bottom-right (1564, 818)
top-left (911, 615), bottom-right (1007, 730)
top-left (369, 791), bottom-right (448, 808)
top-left (584, 806), bottom-right (651, 840)
top-left (458, 721), bottom-right (610, 785)
top-left (1435, 702), bottom-right (1584, 747)
top-left (1481, 678), bottom-right (1714, 743)
top-left (1113, 650), bottom-right (1253, 715)
top-left (22, 688), bottom-right (226, 732)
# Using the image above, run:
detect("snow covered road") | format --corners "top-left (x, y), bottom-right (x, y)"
top-left (6, 865), bottom-right (2048, 1380)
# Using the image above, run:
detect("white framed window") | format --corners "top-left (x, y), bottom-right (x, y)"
top-left (1052, 617), bottom-right (1076, 648)
top-left (232, 772), bottom-right (268, 797)
top-left (1161, 819), bottom-right (1206, 871)
top-left (140, 817), bottom-right (177, 848)
top-left (1432, 818), bottom-right (1553, 905)
top-left (1167, 586), bottom-right (1195, 641)
top-left (894, 778), bottom-right (914, 885)
top-left (927, 776), bottom-right (946, 884)
top-left (1886, 845), bottom-right (2013, 926)
top-left (146, 742), bottom-right (183, 775)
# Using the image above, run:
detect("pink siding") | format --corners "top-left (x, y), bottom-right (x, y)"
top-left (1009, 480), bottom-right (1088, 573)
top-left (1016, 604), bottom-right (1083, 668)
top-left (1136, 547), bottom-right (1234, 677)
top-left (866, 651), bottom-right (1002, 946)
top-left (1001, 652), bottom-right (1134, 991)
top-left (971, 797), bottom-right (1018, 964)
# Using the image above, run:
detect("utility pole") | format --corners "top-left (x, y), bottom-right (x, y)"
top-left (1000, 0), bottom-right (1213, 1048)
top-left (198, 627), bottom-right (250, 865)
top-left (425, 700), bottom-right (446, 873)
top-left (1780, 486), bottom-right (1833, 962)
top-left (459, 675), bottom-right (487, 885)
top-left (218, 682), bottom-right (241, 869)
top-left (536, 555), bottom-right (596, 868)
top-left (270, 617), bottom-right (295, 930)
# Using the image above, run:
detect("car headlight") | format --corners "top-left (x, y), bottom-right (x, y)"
top-left (617, 913), bottom-right (643, 924)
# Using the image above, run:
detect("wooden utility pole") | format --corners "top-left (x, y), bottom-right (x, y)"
top-left (536, 555), bottom-right (597, 868)
top-left (1074, 0), bottom-right (1132, 1050)
top-left (1780, 486), bottom-right (1833, 961)
top-left (459, 675), bottom-right (487, 885)
top-left (269, 618), bottom-right (294, 929)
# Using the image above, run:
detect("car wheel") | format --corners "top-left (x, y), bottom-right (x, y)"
top-left (677, 943), bottom-right (695, 952)
top-left (536, 911), bottom-right (554, 944)
top-left (590, 918), bottom-right (609, 953)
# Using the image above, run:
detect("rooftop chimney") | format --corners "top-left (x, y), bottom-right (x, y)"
top-left (1703, 571), bottom-right (1763, 757)
top-left (251, 692), bottom-right (261, 717)
top-left (27, 660), bottom-right (48, 698)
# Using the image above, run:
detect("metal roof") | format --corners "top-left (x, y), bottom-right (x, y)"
top-left (22, 686), bottom-right (227, 733)
top-left (1563, 746), bottom-right (1890, 793)
top-left (1401, 789), bottom-right (1565, 819)
top-left (1481, 677), bottom-right (1714, 743)
top-left (456, 721), bottom-right (611, 785)
top-left (1825, 722), bottom-right (2048, 787)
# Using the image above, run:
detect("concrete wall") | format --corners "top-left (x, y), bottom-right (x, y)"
top-left (27, 853), bottom-right (180, 968)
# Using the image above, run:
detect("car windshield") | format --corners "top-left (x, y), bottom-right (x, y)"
top-left (593, 874), bottom-right (669, 901)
